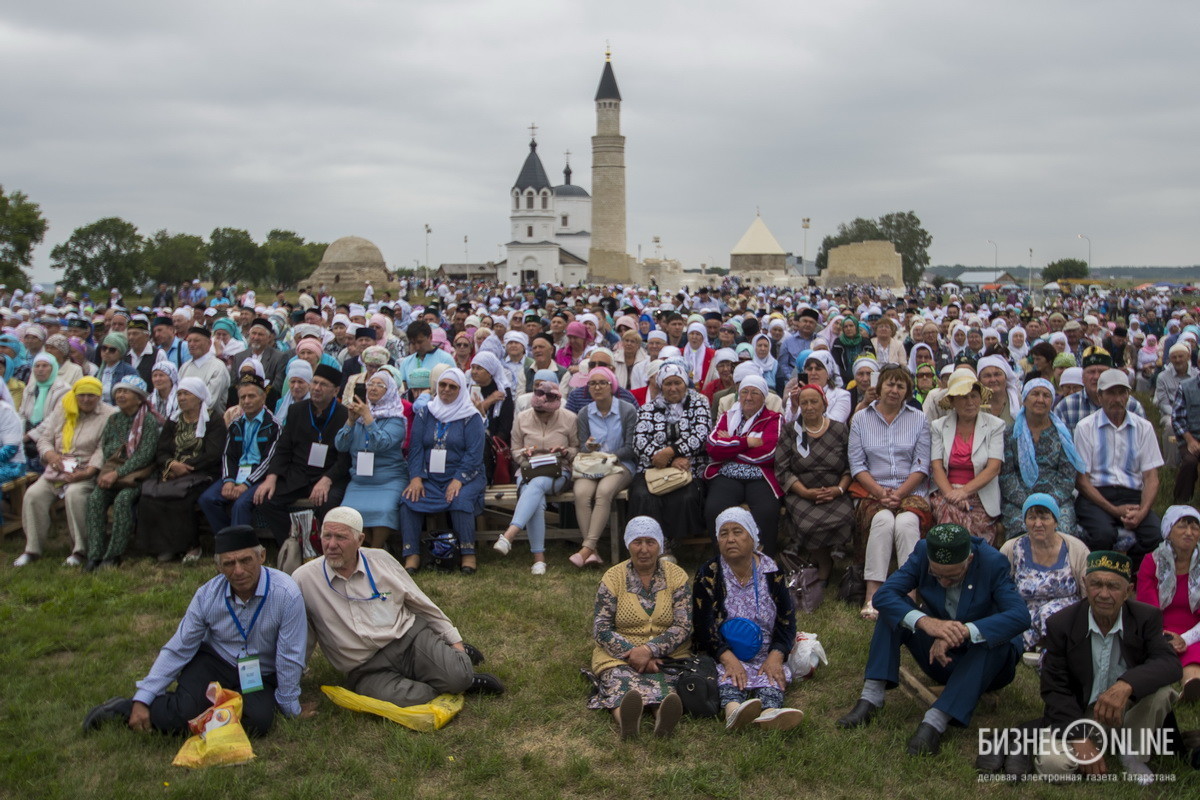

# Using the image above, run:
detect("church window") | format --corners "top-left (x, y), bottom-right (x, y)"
top-left (527, 226), bottom-right (533, 237)
top-left (526, 193), bottom-right (533, 209)
top-left (561, 215), bottom-right (569, 227)
top-left (513, 194), bottom-right (519, 209)
top-left (541, 194), bottom-right (548, 209)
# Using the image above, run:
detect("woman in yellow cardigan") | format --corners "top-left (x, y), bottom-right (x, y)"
top-left (589, 516), bottom-right (690, 740)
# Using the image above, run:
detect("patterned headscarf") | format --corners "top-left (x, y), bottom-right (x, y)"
top-left (715, 506), bottom-right (760, 547)
top-left (623, 516), bottom-right (664, 552)
top-left (1153, 506), bottom-right (1200, 613)
top-left (366, 371), bottom-right (405, 420)
top-left (1013, 378), bottom-right (1085, 488)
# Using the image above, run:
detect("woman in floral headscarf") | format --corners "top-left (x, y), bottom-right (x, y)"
top-left (829, 316), bottom-right (874, 387)
top-left (1137, 506), bottom-right (1200, 701)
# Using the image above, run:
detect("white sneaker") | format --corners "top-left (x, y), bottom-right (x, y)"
top-left (725, 698), bottom-right (762, 731)
top-left (12, 553), bottom-right (38, 567)
top-left (530, 561), bottom-right (547, 575)
top-left (63, 553), bottom-right (85, 567)
top-left (492, 536), bottom-right (512, 556)
top-left (753, 707), bottom-right (804, 731)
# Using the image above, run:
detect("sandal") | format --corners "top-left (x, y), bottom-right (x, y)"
top-left (859, 600), bottom-right (878, 621)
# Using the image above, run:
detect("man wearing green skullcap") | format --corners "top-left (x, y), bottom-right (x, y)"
top-left (836, 523), bottom-right (1029, 757)
top-left (1035, 550), bottom-right (1182, 782)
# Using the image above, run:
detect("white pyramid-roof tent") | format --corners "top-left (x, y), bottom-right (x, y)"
top-left (731, 216), bottom-right (787, 255)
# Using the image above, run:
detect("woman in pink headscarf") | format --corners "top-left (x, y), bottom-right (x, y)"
top-left (556, 321), bottom-right (594, 379)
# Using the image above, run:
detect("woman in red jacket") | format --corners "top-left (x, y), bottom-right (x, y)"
top-left (703, 374), bottom-right (783, 556)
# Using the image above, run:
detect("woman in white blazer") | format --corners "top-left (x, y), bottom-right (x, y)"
top-left (929, 368), bottom-right (1006, 545)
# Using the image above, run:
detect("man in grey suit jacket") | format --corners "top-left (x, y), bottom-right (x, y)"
top-left (229, 318), bottom-right (288, 395)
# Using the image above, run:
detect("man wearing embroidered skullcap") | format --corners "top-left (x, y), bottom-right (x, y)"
top-left (82, 525), bottom-right (309, 737)
top-left (293, 507), bottom-right (504, 705)
top-left (836, 523), bottom-right (1029, 757)
top-left (1034, 550), bottom-right (1181, 782)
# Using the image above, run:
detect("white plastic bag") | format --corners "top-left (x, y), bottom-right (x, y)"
top-left (786, 631), bottom-right (828, 682)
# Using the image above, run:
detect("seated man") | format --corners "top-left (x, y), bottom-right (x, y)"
top-left (1036, 551), bottom-right (1182, 783)
top-left (82, 526), bottom-right (309, 737)
top-left (1171, 360), bottom-right (1200, 502)
top-left (253, 363), bottom-right (349, 545)
top-left (15, 377), bottom-right (117, 566)
top-left (293, 507), bottom-right (504, 706)
top-left (198, 373), bottom-right (280, 532)
top-left (836, 523), bottom-right (1029, 756)
top-left (1054, 348), bottom-right (1145, 434)
top-left (1073, 369), bottom-right (1163, 570)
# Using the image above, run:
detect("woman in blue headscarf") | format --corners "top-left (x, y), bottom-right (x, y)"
top-left (638, 313), bottom-right (656, 341)
top-left (998, 378), bottom-right (1086, 537)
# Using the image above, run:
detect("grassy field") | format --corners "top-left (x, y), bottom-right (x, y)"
top-left (1, 391), bottom-right (1196, 799)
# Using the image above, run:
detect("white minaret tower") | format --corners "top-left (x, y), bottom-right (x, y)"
top-left (588, 48), bottom-right (631, 283)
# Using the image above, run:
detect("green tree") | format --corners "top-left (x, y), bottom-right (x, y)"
top-left (930, 274), bottom-right (949, 290)
top-left (143, 229), bottom-right (207, 287)
top-left (206, 227), bottom-right (266, 287)
top-left (0, 186), bottom-right (49, 287)
top-left (50, 217), bottom-right (145, 293)
top-left (1041, 258), bottom-right (1089, 283)
top-left (814, 211), bottom-right (933, 286)
top-left (262, 229), bottom-right (325, 290)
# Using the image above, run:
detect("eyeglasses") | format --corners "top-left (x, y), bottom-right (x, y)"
top-left (100, 346), bottom-right (117, 353)
top-left (455, 341), bottom-right (471, 347)
top-left (532, 389), bottom-right (561, 399)
top-left (587, 381), bottom-right (611, 388)
top-left (587, 360), bottom-right (611, 369)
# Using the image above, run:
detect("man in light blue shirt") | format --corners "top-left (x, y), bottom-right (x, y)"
top-left (83, 526), bottom-right (309, 737)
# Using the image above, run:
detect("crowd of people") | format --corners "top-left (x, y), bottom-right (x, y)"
top-left (3, 275), bottom-right (1197, 776)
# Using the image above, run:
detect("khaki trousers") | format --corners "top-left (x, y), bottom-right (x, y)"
top-left (1036, 685), bottom-right (1179, 774)
top-left (21, 476), bottom-right (95, 556)
top-left (346, 617), bottom-right (474, 707)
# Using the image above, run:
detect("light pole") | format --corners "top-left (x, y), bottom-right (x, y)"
top-left (802, 218), bottom-right (811, 264)
top-left (424, 224), bottom-right (431, 284)
top-left (1028, 248), bottom-right (1034, 298)
top-left (986, 240), bottom-right (998, 271)
top-left (1077, 234), bottom-right (1091, 269)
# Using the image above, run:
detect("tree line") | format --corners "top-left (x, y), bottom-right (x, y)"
top-left (0, 185), bottom-right (327, 294)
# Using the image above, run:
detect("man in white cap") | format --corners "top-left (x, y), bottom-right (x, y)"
top-left (1074, 369), bottom-right (1163, 571)
top-left (293, 507), bottom-right (505, 705)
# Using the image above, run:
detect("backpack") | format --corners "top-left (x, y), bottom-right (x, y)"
top-left (660, 655), bottom-right (720, 717)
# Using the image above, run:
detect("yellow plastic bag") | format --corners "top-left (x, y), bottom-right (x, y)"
top-left (320, 685), bottom-right (463, 732)
top-left (171, 682), bottom-right (256, 769)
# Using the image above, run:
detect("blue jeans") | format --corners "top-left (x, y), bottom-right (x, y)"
top-left (198, 479), bottom-right (260, 533)
top-left (510, 475), bottom-right (568, 554)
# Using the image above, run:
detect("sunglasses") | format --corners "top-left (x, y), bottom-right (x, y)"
top-left (455, 341), bottom-right (471, 347)
top-left (587, 360), bottom-right (612, 369)
top-left (533, 389), bottom-right (561, 399)
top-left (100, 346), bottom-right (118, 353)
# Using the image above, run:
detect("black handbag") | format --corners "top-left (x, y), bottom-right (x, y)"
top-left (138, 472), bottom-right (212, 500)
top-left (778, 550), bottom-right (823, 614)
top-left (836, 563), bottom-right (866, 605)
top-left (659, 655), bottom-right (720, 717)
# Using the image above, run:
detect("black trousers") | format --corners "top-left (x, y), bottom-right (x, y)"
top-left (1175, 445), bottom-right (1200, 504)
top-left (148, 644), bottom-right (279, 737)
top-left (628, 474), bottom-right (705, 548)
top-left (703, 475), bottom-right (781, 557)
top-left (1075, 485), bottom-right (1161, 572)
top-left (257, 482), bottom-right (347, 545)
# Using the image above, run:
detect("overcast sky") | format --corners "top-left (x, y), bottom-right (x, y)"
top-left (4, 0), bottom-right (1198, 284)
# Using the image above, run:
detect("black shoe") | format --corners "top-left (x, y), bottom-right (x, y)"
top-left (975, 751), bottom-right (1004, 773)
top-left (83, 559), bottom-right (102, 573)
top-left (906, 722), bottom-right (942, 756)
top-left (462, 642), bottom-right (485, 666)
top-left (83, 697), bottom-right (133, 732)
top-left (836, 699), bottom-right (880, 729)
top-left (466, 672), bottom-right (505, 695)
top-left (1003, 752), bottom-right (1033, 776)
top-left (99, 557), bottom-right (121, 570)
top-left (405, 566), bottom-right (419, 575)
top-left (460, 566), bottom-right (476, 575)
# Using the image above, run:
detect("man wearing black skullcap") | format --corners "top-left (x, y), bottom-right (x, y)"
top-left (836, 523), bottom-right (1029, 756)
top-left (253, 363), bottom-right (350, 545)
top-left (178, 325), bottom-right (230, 413)
top-left (229, 318), bottom-right (288, 394)
top-left (82, 526), bottom-right (309, 737)
top-left (1034, 551), bottom-right (1181, 782)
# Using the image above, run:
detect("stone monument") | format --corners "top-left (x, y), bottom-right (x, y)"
top-left (305, 236), bottom-right (392, 298)
top-left (821, 240), bottom-right (903, 288)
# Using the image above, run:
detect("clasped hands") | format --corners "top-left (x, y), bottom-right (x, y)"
top-left (917, 616), bottom-right (971, 667)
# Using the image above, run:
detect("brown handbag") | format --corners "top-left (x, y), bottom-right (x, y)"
top-left (101, 452), bottom-right (154, 489)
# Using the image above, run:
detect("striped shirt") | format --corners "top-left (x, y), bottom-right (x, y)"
top-left (848, 401), bottom-right (932, 495)
top-left (1053, 391), bottom-right (1144, 434)
top-left (133, 567), bottom-right (307, 716)
top-left (1073, 408), bottom-right (1163, 490)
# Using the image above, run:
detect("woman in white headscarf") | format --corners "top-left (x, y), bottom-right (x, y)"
top-left (683, 322), bottom-right (714, 387)
top-left (750, 333), bottom-right (777, 389)
top-left (336, 371), bottom-right (409, 548)
top-left (976, 354), bottom-right (1021, 424)
top-left (1007, 326), bottom-right (1030, 373)
top-left (470, 350), bottom-right (516, 484)
top-left (787, 351), bottom-right (851, 424)
top-left (149, 360), bottom-right (179, 421)
top-left (400, 367), bottom-right (487, 574)
top-left (1136, 506), bottom-right (1200, 700)
top-left (136, 376), bottom-right (226, 563)
top-left (274, 359), bottom-right (312, 420)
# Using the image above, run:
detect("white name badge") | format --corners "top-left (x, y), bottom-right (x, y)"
top-left (428, 448), bottom-right (447, 474)
top-left (356, 451), bottom-right (375, 477)
top-left (62, 457), bottom-right (79, 473)
top-left (307, 443), bottom-right (329, 468)
top-left (237, 655), bottom-right (264, 694)
top-left (235, 464), bottom-right (252, 484)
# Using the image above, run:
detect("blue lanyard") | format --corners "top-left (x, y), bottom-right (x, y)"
top-left (434, 421), bottom-right (450, 445)
top-left (323, 553), bottom-right (386, 602)
top-left (224, 568), bottom-right (270, 649)
top-left (308, 398), bottom-right (338, 443)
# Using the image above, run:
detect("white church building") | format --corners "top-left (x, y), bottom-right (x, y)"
top-left (497, 138), bottom-right (591, 286)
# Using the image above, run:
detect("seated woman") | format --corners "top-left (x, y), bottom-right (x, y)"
top-left (273, 359), bottom-right (312, 419)
top-left (847, 355), bottom-right (880, 418)
top-left (469, 351), bottom-right (515, 484)
top-left (750, 334), bottom-right (778, 389)
top-left (849, 364), bottom-right (933, 620)
top-left (999, 378), bottom-right (1084, 538)
top-left (999, 494), bottom-right (1088, 652)
top-left (588, 516), bottom-right (689, 740)
top-left (830, 316), bottom-right (875, 386)
top-left (136, 377), bottom-right (225, 563)
top-left (613, 329), bottom-right (649, 391)
top-left (493, 374), bottom-right (578, 574)
top-left (452, 331), bottom-right (475, 373)
top-left (400, 368), bottom-right (486, 574)
top-left (693, 507), bottom-right (803, 731)
top-left (912, 362), bottom-right (938, 408)
top-left (928, 369), bottom-right (1005, 545)
top-left (1023, 341), bottom-right (1058, 385)
top-left (774, 384), bottom-right (853, 607)
top-left (703, 374), bottom-right (783, 556)
top-left (148, 361), bottom-right (178, 420)
top-left (224, 356), bottom-right (279, 414)
top-left (976, 355), bottom-right (1021, 425)
top-left (701, 349), bottom-right (737, 405)
top-left (629, 363), bottom-right (711, 555)
top-left (84, 376), bottom-right (161, 571)
top-left (788, 352), bottom-right (851, 424)
top-left (0, 393), bottom-right (27, 483)
top-left (336, 371), bottom-right (409, 552)
top-left (571, 366), bottom-right (636, 568)
top-left (20, 352), bottom-right (70, 468)
top-left (1137, 506), bottom-right (1200, 702)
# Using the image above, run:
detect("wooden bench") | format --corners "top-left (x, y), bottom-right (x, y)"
top-left (1, 472), bottom-right (39, 538)
top-left (477, 484), bottom-right (629, 563)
